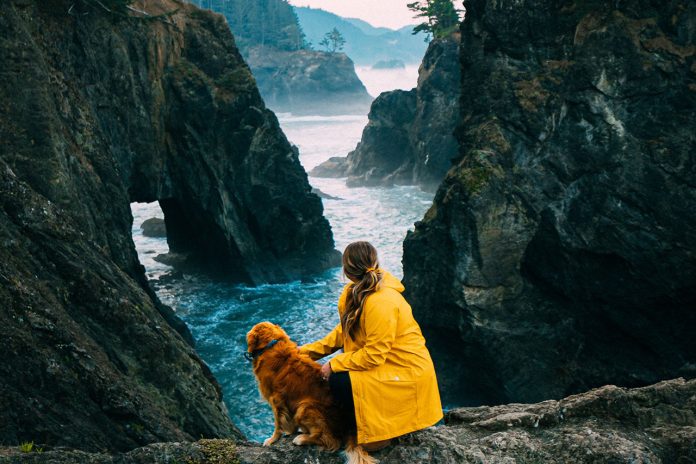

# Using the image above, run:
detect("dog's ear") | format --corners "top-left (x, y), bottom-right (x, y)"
top-left (246, 328), bottom-right (259, 351)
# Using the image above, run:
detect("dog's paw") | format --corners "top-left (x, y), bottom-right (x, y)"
top-left (292, 434), bottom-right (308, 446)
top-left (263, 436), bottom-right (278, 446)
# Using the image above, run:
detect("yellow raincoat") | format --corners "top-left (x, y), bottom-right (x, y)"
top-left (300, 271), bottom-right (443, 444)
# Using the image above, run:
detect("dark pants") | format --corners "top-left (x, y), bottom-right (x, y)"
top-left (329, 371), bottom-right (357, 434)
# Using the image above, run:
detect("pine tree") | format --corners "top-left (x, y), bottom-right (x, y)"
top-left (319, 28), bottom-right (346, 53)
top-left (185, 0), bottom-right (310, 52)
top-left (407, 0), bottom-right (462, 41)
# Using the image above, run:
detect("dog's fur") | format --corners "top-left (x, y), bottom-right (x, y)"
top-left (246, 322), bottom-right (376, 464)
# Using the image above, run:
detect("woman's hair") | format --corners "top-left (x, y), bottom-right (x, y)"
top-left (341, 241), bottom-right (383, 339)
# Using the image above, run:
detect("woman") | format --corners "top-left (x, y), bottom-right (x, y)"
top-left (300, 241), bottom-right (443, 450)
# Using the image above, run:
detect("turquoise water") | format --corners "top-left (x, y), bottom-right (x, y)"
top-left (131, 109), bottom-right (433, 442)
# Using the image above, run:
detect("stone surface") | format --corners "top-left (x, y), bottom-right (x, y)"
top-left (403, 0), bottom-right (696, 405)
top-left (0, 0), bottom-right (341, 452)
top-left (245, 47), bottom-right (373, 115)
top-left (2, 378), bottom-right (694, 463)
top-left (310, 37), bottom-right (460, 189)
top-left (140, 218), bottom-right (166, 238)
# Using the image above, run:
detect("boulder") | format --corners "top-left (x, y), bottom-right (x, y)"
top-left (140, 218), bottom-right (166, 238)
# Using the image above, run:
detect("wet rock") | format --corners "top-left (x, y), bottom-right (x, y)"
top-left (403, 0), bottom-right (696, 405)
top-left (311, 188), bottom-right (343, 201)
top-left (140, 218), bottom-right (166, 238)
top-left (152, 252), bottom-right (188, 268)
top-left (309, 156), bottom-right (349, 178)
top-left (2, 378), bottom-right (694, 463)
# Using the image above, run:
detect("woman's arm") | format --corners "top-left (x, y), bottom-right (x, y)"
top-left (299, 284), bottom-right (350, 361)
top-left (299, 322), bottom-right (344, 361)
top-left (329, 299), bottom-right (397, 371)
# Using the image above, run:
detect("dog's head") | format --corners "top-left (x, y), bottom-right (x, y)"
top-left (246, 321), bottom-right (291, 355)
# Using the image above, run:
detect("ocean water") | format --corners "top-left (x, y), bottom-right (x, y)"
top-left (355, 64), bottom-right (420, 97)
top-left (130, 68), bottom-right (432, 442)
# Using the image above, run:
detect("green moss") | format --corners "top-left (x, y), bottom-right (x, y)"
top-left (187, 439), bottom-right (239, 464)
top-left (130, 422), bottom-right (145, 434)
top-left (216, 68), bottom-right (256, 94)
top-left (457, 149), bottom-right (500, 196)
top-left (173, 61), bottom-right (209, 87)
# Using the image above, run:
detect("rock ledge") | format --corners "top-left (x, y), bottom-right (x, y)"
top-left (3, 378), bottom-right (694, 463)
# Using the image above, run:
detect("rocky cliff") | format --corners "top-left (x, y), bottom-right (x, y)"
top-left (310, 37), bottom-right (459, 189)
top-left (403, 0), bottom-right (696, 405)
top-left (0, 0), bottom-right (339, 451)
top-left (2, 378), bottom-right (694, 463)
top-left (185, 0), bottom-right (373, 115)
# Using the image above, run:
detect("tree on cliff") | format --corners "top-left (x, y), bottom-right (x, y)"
top-left (319, 28), bottom-right (346, 53)
top-left (407, 0), bottom-right (462, 40)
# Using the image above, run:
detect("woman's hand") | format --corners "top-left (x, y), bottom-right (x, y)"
top-left (320, 361), bottom-right (333, 381)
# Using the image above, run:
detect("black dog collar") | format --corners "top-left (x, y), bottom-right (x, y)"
top-left (244, 339), bottom-right (279, 362)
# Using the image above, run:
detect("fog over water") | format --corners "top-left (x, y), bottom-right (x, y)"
top-left (131, 67), bottom-right (433, 441)
top-left (355, 64), bottom-right (421, 97)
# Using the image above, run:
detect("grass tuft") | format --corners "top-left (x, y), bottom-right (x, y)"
top-left (18, 441), bottom-right (43, 453)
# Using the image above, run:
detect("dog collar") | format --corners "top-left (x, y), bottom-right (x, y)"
top-left (244, 339), bottom-right (279, 362)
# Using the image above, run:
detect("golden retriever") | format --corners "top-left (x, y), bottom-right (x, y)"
top-left (245, 321), bottom-right (376, 464)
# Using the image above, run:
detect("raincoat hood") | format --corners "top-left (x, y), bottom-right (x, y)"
top-left (379, 271), bottom-right (405, 293)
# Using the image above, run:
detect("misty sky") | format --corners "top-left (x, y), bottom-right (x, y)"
top-left (287, 0), bottom-right (419, 30)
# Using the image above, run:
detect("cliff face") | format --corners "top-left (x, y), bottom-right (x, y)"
top-left (310, 37), bottom-right (459, 189)
top-left (245, 47), bottom-right (373, 115)
top-left (403, 0), bottom-right (696, 404)
top-left (0, 0), bottom-right (339, 451)
top-left (3, 378), bottom-right (695, 463)
top-left (184, 0), bottom-right (373, 116)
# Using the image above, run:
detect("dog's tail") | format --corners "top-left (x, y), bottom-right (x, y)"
top-left (344, 439), bottom-right (378, 464)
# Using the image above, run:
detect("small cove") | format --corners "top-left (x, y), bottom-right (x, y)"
top-left (130, 69), bottom-right (434, 442)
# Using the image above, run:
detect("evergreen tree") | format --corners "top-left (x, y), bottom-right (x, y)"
top-left (407, 0), bottom-right (462, 41)
top-left (319, 28), bottom-right (346, 53)
top-left (186, 0), bottom-right (310, 52)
